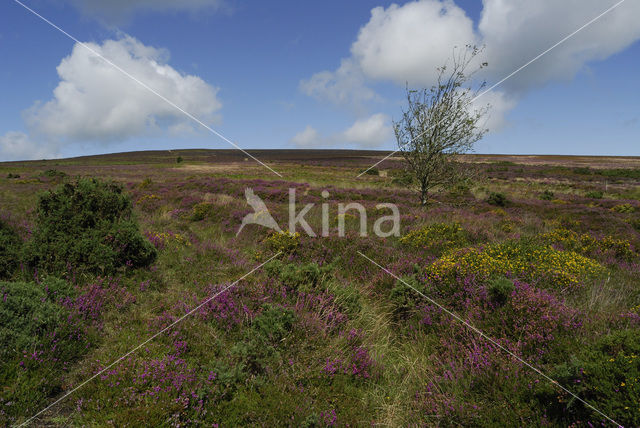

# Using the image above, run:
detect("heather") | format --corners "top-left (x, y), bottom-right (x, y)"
top-left (0, 150), bottom-right (639, 426)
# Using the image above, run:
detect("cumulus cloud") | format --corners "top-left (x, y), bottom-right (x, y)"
top-left (341, 113), bottom-right (393, 148)
top-left (0, 131), bottom-right (59, 161)
top-left (291, 125), bottom-right (322, 148)
top-left (479, 0), bottom-right (640, 93)
top-left (301, 0), bottom-right (640, 132)
top-left (25, 35), bottom-right (222, 144)
top-left (291, 113), bottom-right (393, 149)
top-left (351, 0), bottom-right (476, 87)
top-left (300, 59), bottom-right (378, 110)
top-left (68, 0), bottom-right (227, 25)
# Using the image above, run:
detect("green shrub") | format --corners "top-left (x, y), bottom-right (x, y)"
top-left (573, 167), bottom-right (592, 175)
top-left (359, 168), bottom-right (379, 176)
top-left (42, 168), bottom-right (66, 178)
top-left (0, 278), bottom-right (75, 360)
top-left (6, 173), bottom-right (20, 179)
top-left (191, 202), bottom-right (216, 221)
top-left (630, 217), bottom-right (640, 232)
top-left (176, 156), bottom-right (184, 164)
top-left (233, 304), bottom-right (295, 374)
top-left (540, 190), bottom-right (555, 201)
top-left (389, 277), bottom-right (419, 319)
top-left (0, 220), bottom-right (21, 279)
top-left (585, 190), bottom-right (603, 199)
top-left (488, 277), bottom-right (515, 305)
top-left (487, 192), bottom-right (508, 207)
top-left (23, 178), bottom-right (156, 275)
top-left (611, 203), bottom-right (636, 214)
top-left (265, 260), bottom-right (331, 292)
top-left (536, 329), bottom-right (640, 426)
top-left (391, 171), bottom-right (415, 186)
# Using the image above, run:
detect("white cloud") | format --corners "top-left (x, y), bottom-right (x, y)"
top-left (299, 59), bottom-right (377, 110)
top-left (0, 131), bottom-right (59, 161)
top-left (25, 35), bottom-right (222, 144)
top-left (351, 0), bottom-right (477, 87)
top-left (291, 113), bottom-right (393, 149)
top-left (301, 0), bottom-right (640, 133)
top-left (341, 113), bottom-right (393, 148)
top-left (291, 126), bottom-right (322, 148)
top-left (479, 0), bottom-right (640, 93)
top-left (68, 0), bottom-right (226, 24)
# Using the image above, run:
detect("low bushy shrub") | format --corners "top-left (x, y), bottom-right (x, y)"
top-left (191, 202), bottom-right (215, 221)
top-left (0, 278), bottom-right (74, 360)
top-left (23, 178), bottom-right (156, 275)
top-left (0, 220), bottom-right (21, 279)
top-left (264, 230), bottom-right (300, 253)
top-left (265, 260), bottom-right (331, 292)
top-left (400, 222), bottom-right (467, 255)
top-left (537, 329), bottom-right (640, 426)
top-left (540, 190), bottom-right (555, 201)
top-left (232, 304), bottom-right (295, 374)
top-left (488, 277), bottom-right (515, 305)
top-left (585, 190), bottom-right (604, 199)
top-left (611, 203), bottom-right (636, 214)
top-left (487, 192), bottom-right (508, 207)
top-left (426, 240), bottom-right (604, 290)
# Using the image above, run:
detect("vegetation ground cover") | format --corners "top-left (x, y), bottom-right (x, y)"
top-left (0, 150), bottom-right (639, 426)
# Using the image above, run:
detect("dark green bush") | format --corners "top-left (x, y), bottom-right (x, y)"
top-left (233, 304), bottom-right (295, 374)
top-left (585, 190), bottom-right (604, 199)
top-left (6, 173), bottom-right (20, 179)
top-left (488, 277), bottom-right (515, 305)
top-left (573, 167), bottom-right (592, 175)
top-left (536, 329), bottom-right (640, 426)
top-left (23, 178), bottom-right (156, 275)
top-left (265, 260), bottom-right (331, 292)
top-left (176, 156), bottom-right (184, 164)
top-left (391, 171), bottom-right (415, 186)
top-left (389, 277), bottom-right (419, 320)
top-left (0, 220), bottom-right (21, 279)
top-left (487, 192), bottom-right (508, 207)
top-left (191, 202), bottom-right (215, 221)
top-left (540, 190), bottom-right (555, 201)
top-left (42, 168), bottom-right (66, 178)
top-left (0, 278), bottom-right (74, 360)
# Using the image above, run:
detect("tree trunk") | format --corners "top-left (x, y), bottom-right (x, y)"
top-left (420, 184), bottom-right (428, 206)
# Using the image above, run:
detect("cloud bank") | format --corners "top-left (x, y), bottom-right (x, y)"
top-left (299, 0), bottom-right (640, 145)
top-left (291, 113), bottom-right (393, 149)
top-left (0, 35), bottom-right (223, 161)
top-left (67, 0), bottom-right (227, 25)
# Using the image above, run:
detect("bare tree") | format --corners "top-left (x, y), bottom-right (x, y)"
top-left (395, 45), bottom-right (489, 205)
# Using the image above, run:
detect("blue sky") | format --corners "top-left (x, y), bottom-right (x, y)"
top-left (0, 0), bottom-right (639, 161)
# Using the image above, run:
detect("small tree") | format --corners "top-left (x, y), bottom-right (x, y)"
top-left (395, 45), bottom-right (489, 205)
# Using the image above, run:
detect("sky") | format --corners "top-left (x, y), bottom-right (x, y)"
top-left (0, 0), bottom-right (639, 161)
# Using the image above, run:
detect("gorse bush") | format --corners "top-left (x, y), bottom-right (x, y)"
top-left (537, 329), bottom-right (640, 426)
top-left (23, 179), bottom-right (156, 275)
top-left (191, 202), bottom-right (215, 221)
top-left (541, 228), bottom-right (636, 261)
top-left (264, 230), bottom-right (300, 253)
top-left (0, 278), bottom-right (74, 360)
top-left (426, 240), bottom-right (604, 290)
top-left (0, 220), bottom-right (21, 279)
top-left (400, 222), bottom-right (467, 255)
top-left (611, 203), bottom-right (636, 214)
